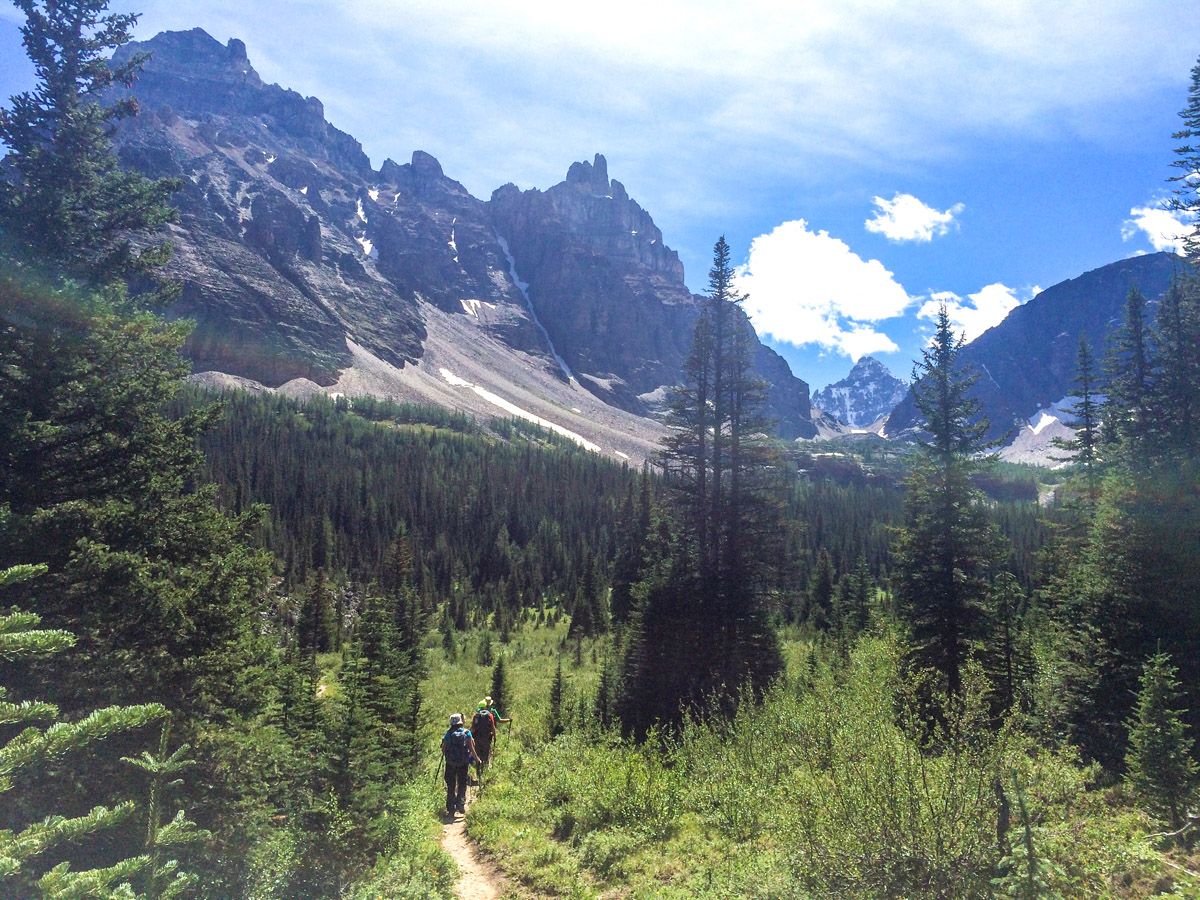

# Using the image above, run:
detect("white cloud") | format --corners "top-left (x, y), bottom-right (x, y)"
top-left (1121, 205), bottom-right (1192, 254)
top-left (94, 1), bottom-right (1200, 212)
top-left (735, 219), bottom-right (912, 358)
top-left (918, 283), bottom-right (1030, 343)
top-left (865, 193), bottom-right (964, 242)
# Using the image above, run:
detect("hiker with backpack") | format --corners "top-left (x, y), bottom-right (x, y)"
top-left (471, 701), bottom-right (497, 781)
top-left (441, 712), bottom-right (479, 816)
top-left (486, 695), bottom-right (512, 731)
top-left (473, 695), bottom-right (513, 779)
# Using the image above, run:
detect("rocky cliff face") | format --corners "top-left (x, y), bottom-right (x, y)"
top-left (813, 356), bottom-right (908, 428)
top-left (490, 153), bottom-right (814, 436)
top-left (112, 29), bottom-right (542, 385)
top-left (885, 252), bottom-right (1183, 441)
top-left (111, 30), bottom-right (814, 439)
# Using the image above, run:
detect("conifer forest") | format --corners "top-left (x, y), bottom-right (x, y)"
top-left (1, 1), bottom-right (1200, 897)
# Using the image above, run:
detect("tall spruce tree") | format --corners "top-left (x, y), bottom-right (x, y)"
top-left (1125, 652), bottom-right (1197, 829)
top-left (1103, 286), bottom-right (1155, 463)
top-left (619, 237), bottom-right (783, 737)
top-left (490, 655), bottom-right (510, 720)
top-left (1051, 335), bottom-right (1103, 501)
top-left (893, 305), bottom-right (1006, 698)
top-left (982, 572), bottom-right (1034, 720)
top-left (298, 569), bottom-right (338, 656)
top-left (1169, 53), bottom-right (1200, 261)
top-left (377, 527), bottom-right (426, 776)
top-left (547, 658), bottom-right (566, 739)
top-left (0, 0), bottom-right (177, 297)
top-left (1151, 275), bottom-right (1200, 461)
top-left (609, 469), bottom-right (653, 625)
top-left (807, 549), bottom-right (835, 630)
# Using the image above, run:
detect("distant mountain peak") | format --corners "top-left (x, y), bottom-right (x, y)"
top-left (846, 355), bottom-right (895, 378)
top-left (115, 28), bottom-right (263, 88)
top-left (566, 153), bottom-right (610, 194)
top-left (814, 356), bottom-right (907, 428)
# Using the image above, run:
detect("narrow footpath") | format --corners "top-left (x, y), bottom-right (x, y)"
top-left (440, 785), bottom-right (510, 900)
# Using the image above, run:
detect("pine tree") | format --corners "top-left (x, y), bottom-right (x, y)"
top-left (610, 469), bottom-right (653, 625)
top-left (1084, 467), bottom-right (1200, 764)
top-left (1125, 652), bottom-right (1197, 829)
top-left (490, 655), bottom-right (510, 719)
top-left (617, 514), bottom-right (697, 738)
top-left (807, 549), bottom-right (835, 630)
top-left (982, 572), bottom-right (1034, 720)
top-left (894, 305), bottom-right (1006, 699)
top-left (1168, 53), bottom-right (1200, 261)
top-left (298, 569), bottom-right (337, 655)
top-left (325, 642), bottom-right (382, 878)
top-left (1151, 275), bottom-right (1200, 461)
top-left (478, 630), bottom-right (494, 667)
top-left (275, 648), bottom-right (326, 768)
top-left (848, 554), bottom-right (872, 634)
top-left (547, 658), bottom-right (565, 739)
top-left (1103, 286), bottom-right (1155, 462)
top-left (594, 651), bottom-right (618, 730)
top-left (121, 722), bottom-right (210, 899)
top-left (620, 237), bottom-right (783, 736)
top-left (1051, 335), bottom-right (1103, 501)
top-left (0, 0), bottom-right (177, 297)
top-left (378, 527), bottom-right (426, 774)
top-left (440, 606), bottom-right (458, 661)
top-left (0, 563), bottom-right (173, 894)
top-left (354, 592), bottom-right (408, 782)
top-left (569, 552), bottom-right (609, 639)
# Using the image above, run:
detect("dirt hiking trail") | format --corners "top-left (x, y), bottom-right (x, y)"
top-left (441, 785), bottom-right (511, 900)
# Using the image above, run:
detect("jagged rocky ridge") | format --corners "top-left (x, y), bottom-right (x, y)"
top-left (111, 29), bottom-right (815, 443)
top-left (813, 356), bottom-right (908, 428)
top-left (885, 252), bottom-right (1184, 444)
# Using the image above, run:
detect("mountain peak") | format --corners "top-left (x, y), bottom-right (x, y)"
top-left (411, 150), bottom-right (444, 179)
top-left (814, 356), bottom-right (908, 428)
top-left (849, 355), bottom-right (895, 378)
top-left (565, 153), bottom-right (610, 194)
top-left (115, 28), bottom-right (263, 87)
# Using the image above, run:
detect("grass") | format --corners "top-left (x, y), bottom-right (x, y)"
top-left (422, 619), bottom-right (601, 748)
top-left (428, 624), bottom-right (1190, 898)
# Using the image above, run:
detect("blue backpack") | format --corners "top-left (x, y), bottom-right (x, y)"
top-left (442, 727), bottom-right (470, 766)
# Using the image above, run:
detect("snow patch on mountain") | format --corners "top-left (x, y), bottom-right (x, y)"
top-left (438, 367), bottom-right (600, 452)
top-left (459, 298), bottom-right (494, 318)
top-left (1029, 411), bottom-right (1058, 435)
top-left (998, 397), bottom-right (1079, 467)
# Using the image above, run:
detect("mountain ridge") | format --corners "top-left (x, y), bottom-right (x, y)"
top-left (110, 28), bottom-right (816, 455)
top-left (885, 251), bottom-right (1185, 444)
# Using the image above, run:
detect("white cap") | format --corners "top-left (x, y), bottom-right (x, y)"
top-left (449, 713), bottom-right (463, 727)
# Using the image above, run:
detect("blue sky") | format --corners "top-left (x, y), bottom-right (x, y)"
top-left (2, 1), bottom-right (1198, 391)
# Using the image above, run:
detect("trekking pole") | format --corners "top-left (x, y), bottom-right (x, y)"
top-left (433, 755), bottom-right (444, 786)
